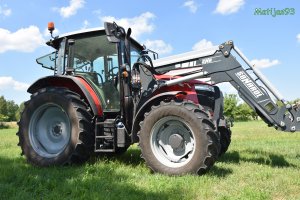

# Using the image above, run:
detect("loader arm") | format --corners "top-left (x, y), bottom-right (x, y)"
top-left (152, 41), bottom-right (300, 132)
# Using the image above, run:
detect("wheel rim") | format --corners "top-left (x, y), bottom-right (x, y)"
top-left (150, 116), bottom-right (195, 168)
top-left (29, 103), bottom-right (71, 158)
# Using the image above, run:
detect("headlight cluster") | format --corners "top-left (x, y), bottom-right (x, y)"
top-left (194, 84), bottom-right (215, 92)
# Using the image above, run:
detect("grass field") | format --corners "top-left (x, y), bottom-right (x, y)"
top-left (0, 120), bottom-right (299, 200)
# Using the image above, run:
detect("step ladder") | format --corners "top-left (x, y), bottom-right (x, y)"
top-left (94, 118), bottom-right (116, 153)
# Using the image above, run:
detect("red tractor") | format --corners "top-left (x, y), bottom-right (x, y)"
top-left (17, 22), bottom-right (300, 175)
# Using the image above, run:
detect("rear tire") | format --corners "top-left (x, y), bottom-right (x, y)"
top-left (17, 87), bottom-right (93, 166)
top-left (138, 100), bottom-right (220, 175)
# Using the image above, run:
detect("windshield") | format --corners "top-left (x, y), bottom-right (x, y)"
top-left (72, 35), bottom-right (118, 80)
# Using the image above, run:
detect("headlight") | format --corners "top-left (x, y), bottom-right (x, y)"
top-left (194, 84), bottom-right (214, 92)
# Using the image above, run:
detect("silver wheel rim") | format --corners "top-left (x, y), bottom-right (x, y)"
top-left (150, 116), bottom-right (195, 168)
top-left (29, 103), bottom-right (71, 158)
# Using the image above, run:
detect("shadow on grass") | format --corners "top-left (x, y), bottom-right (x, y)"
top-left (208, 166), bottom-right (233, 178)
top-left (0, 155), bottom-right (171, 200)
top-left (218, 151), bottom-right (240, 164)
top-left (219, 150), bottom-right (297, 168)
top-left (90, 147), bottom-right (144, 167)
top-left (91, 148), bottom-right (234, 178)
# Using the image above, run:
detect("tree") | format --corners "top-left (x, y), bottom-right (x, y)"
top-left (6, 100), bottom-right (19, 121)
top-left (0, 114), bottom-right (8, 122)
top-left (16, 102), bottom-right (25, 121)
top-left (0, 96), bottom-right (8, 122)
top-left (250, 107), bottom-right (258, 120)
top-left (235, 103), bottom-right (253, 121)
top-left (223, 94), bottom-right (258, 121)
top-left (223, 94), bottom-right (238, 120)
top-left (0, 96), bottom-right (20, 122)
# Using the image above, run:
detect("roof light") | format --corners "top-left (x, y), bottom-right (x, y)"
top-left (48, 22), bottom-right (55, 32)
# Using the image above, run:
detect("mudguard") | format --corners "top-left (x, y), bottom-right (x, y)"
top-left (28, 75), bottom-right (103, 116)
top-left (131, 91), bottom-right (192, 143)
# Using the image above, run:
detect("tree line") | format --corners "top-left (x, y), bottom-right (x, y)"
top-left (0, 96), bottom-right (24, 122)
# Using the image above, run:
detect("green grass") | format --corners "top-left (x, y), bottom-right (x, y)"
top-left (1, 121), bottom-right (300, 200)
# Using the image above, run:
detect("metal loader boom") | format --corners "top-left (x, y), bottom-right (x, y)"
top-left (153, 41), bottom-right (300, 132)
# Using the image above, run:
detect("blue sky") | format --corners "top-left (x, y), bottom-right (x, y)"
top-left (0, 0), bottom-right (299, 104)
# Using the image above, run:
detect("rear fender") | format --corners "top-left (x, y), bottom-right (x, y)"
top-left (28, 76), bottom-right (103, 116)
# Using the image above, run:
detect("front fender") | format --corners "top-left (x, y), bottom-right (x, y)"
top-left (131, 91), bottom-right (190, 143)
top-left (28, 75), bottom-right (103, 116)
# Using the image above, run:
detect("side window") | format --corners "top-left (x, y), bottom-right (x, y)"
top-left (131, 48), bottom-right (140, 67)
top-left (119, 41), bottom-right (141, 68)
top-left (71, 34), bottom-right (120, 111)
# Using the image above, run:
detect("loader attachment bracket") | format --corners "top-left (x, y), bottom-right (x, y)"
top-left (219, 40), bottom-right (234, 57)
top-left (276, 106), bottom-right (300, 132)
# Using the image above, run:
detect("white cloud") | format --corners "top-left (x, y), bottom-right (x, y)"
top-left (81, 20), bottom-right (90, 29)
top-left (251, 59), bottom-right (280, 69)
top-left (144, 40), bottom-right (173, 55)
top-left (0, 77), bottom-right (29, 91)
top-left (215, 0), bottom-right (244, 15)
top-left (0, 5), bottom-right (11, 17)
top-left (101, 12), bottom-right (155, 39)
top-left (192, 39), bottom-right (214, 51)
top-left (0, 26), bottom-right (44, 53)
top-left (57, 0), bottom-right (85, 18)
top-left (297, 34), bottom-right (300, 42)
top-left (183, 1), bottom-right (198, 13)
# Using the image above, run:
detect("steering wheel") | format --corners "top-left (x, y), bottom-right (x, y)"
top-left (107, 67), bottom-right (119, 81)
top-left (96, 73), bottom-right (104, 85)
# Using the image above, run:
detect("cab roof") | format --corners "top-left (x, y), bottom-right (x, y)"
top-left (48, 27), bottom-right (143, 50)
top-left (58, 27), bottom-right (105, 38)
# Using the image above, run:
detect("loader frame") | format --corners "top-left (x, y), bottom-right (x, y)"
top-left (151, 41), bottom-right (300, 132)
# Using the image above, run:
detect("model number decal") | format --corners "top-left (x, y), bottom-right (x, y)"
top-left (201, 57), bottom-right (213, 65)
top-left (235, 71), bottom-right (264, 98)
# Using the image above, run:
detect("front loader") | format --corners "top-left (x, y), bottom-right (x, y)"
top-left (17, 22), bottom-right (300, 175)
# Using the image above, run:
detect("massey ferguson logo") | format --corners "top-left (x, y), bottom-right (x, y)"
top-left (235, 71), bottom-right (264, 98)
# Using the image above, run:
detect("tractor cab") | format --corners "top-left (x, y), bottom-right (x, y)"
top-left (36, 23), bottom-right (143, 112)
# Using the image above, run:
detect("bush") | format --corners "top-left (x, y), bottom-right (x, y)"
top-left (0, 122), bottom-right (9, 129)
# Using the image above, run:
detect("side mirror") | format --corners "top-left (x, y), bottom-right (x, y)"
top-left (104, 22), bottom-right (122, 43)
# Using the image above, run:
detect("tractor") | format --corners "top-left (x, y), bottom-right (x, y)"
top-left (17, 22), bottom-right (300, 175)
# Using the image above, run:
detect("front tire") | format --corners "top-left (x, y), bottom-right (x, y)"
top-left (218, 127), bottom-right (232, 156)
top-left (138, 101), bottom-right (220, 175)
top-left (17, 87), bottom-right (93, 166)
